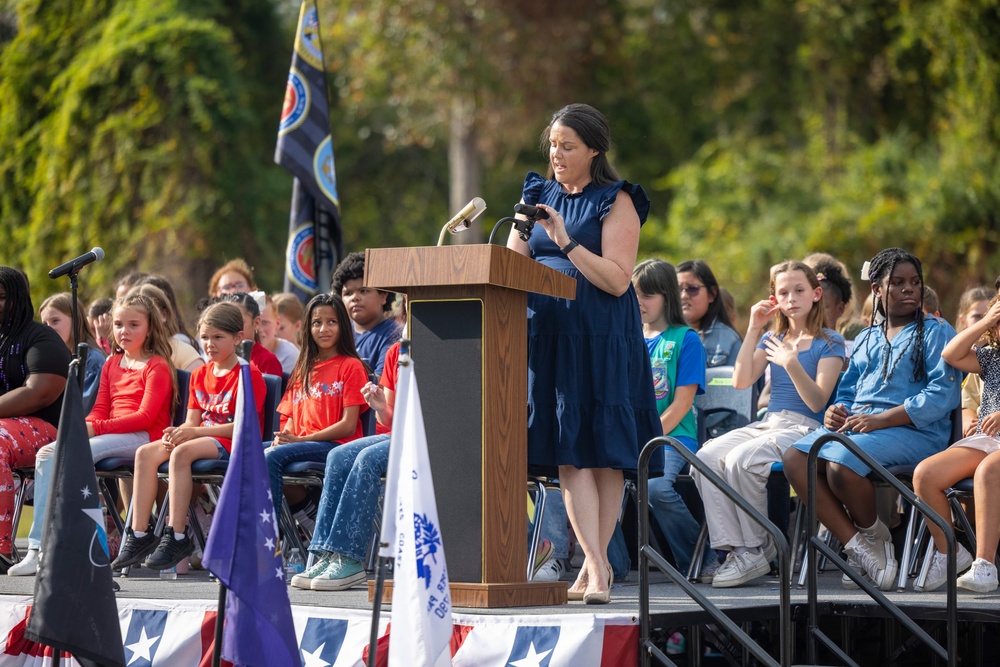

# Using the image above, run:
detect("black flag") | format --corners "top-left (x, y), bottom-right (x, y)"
top-left (25, 361), bottom-right (125, 667)
top-left (276, 0), bottom-right (342, 301)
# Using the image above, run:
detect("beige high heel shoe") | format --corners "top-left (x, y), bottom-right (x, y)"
top-left (583, 565), bottom-right (613, 605)
top-left (567, 568), bottom-right (589, 601)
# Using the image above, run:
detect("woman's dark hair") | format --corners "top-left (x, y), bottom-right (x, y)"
top-left (633, 259), bottom-right (686, 328)
top-left (540, 104), bottom-right (620, 187)
top-left (290, 293), bottom-right (368, 389)
top-left (0, 267), bottom-right (35, 392)
top-left (859, 247), bottom-right (926, 383)
top-left (675, 259), bottom-right (735, 331)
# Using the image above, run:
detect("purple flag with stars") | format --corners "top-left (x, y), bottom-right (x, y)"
top-left (202, 363), bottom-right (299, 666)
top-left (26, 361), bottom-right (126, 667)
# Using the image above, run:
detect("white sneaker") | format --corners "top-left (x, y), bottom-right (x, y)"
top-left (843, 521), bottom-right (891, 589)
top-left (711, 550), bottom-right (771, 588)
top-left (846, 533), bottom-right (897, 591)
top-left (915, 544), bottom-right (973, 592)
top-left (957, 558), bottom-right (999, 593)
top-left (7, 550), bottom-right (39, 577)
top-left (533, 557), bottom-right (567, 582)
top-left (290, 553), bottom-right (331, 589)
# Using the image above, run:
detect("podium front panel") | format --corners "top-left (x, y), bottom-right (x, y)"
top-left (409, 299), bottom-right (484, 582)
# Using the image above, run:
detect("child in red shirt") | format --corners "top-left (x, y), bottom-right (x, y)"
top-left (10, 292), bottom-right (176, 575)
top-left (113, 302), bottom-right (265, 571)
top-left (264, 294), bottom-right (369, 528)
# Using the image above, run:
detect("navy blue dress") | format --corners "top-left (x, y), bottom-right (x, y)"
top-left (521, 172), bottom-right (662, 476)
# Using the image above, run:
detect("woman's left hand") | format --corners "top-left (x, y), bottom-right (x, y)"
top-left (535, 204), bottom-right (573, 249)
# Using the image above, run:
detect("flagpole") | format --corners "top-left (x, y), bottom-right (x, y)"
top-left (211, 340), bottom-right (254, 667)
top-left (212, 584), bottom-right (227, 667)
top-left (367, 343), bottom-right (410, 667)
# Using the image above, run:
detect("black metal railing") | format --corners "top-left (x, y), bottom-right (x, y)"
top-left (804, 432), bottom-right (957, 666)
top-left (638, 436), bottom-right (792, 667)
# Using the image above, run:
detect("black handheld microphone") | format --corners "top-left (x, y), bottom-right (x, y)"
top-left (513, 203), bottom-right (550, 220)
top-left (48, 247), bottom-right (105, 279)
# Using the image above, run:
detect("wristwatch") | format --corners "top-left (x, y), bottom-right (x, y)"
top-left (560, 237), bottom-right (579, 254)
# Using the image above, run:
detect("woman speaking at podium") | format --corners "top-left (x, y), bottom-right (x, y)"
top-left (507, 104), bottom-right (660, 604)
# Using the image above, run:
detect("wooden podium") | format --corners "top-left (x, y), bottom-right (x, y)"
top-left (364, 244), bottom-right (575, 608)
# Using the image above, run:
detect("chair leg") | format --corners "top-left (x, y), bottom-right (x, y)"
top-left (527, 480), bottom-right (547, 580)
top-left (949, 495), bottom-right (977, 555)
top-left (896, 503), bottom-right (921, 591)
top-left (687, 523), bottom-right (708, 582)
top-left (279, 497), bottom-right (307, 557)
top-left (9, 473), bottom-right (28, 563)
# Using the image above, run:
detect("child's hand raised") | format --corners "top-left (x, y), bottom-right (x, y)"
top-left (984, 301), bottom-right (1000, 329)
top-left (748, 298), bottom-right (779, 332)
top-left (762, 335), bottom-right (799, 369)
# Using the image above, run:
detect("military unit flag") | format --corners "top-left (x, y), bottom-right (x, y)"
top-left (276, 0), bottom-right (342, 302)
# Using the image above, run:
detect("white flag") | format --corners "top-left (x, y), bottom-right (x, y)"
top-left (382, 359), bottom-right (453, 667)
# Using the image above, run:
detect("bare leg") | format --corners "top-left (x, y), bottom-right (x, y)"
top-left (783, 447), bottom-right (857, 545)
top-left (973, 451), bottom-right (1000, 562)
top-left (131, 441), bottom-right (170, 532)
top-left (167, 438), bottom-right (221, 534)
top-left (560, 465), bottom-right (620, 596)
top-left (827, 463), bottom-right (879, 538)
top-left (914, 447), bottom-right (984, 553)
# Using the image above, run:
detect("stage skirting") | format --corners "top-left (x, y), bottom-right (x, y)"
top-left (0, 595), bottom-right (638, 666)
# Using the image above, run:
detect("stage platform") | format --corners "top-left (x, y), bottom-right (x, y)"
top-left (2, 556), bottom-right (1000, 666)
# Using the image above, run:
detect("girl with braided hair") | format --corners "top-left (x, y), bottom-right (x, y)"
top-left (783, 248), bottom-right (961, 591)
top-left (0, 267), bottom-right (71, 562)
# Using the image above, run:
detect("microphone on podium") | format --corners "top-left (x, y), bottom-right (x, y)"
top-left (437, 197), bottom-right (486, 246)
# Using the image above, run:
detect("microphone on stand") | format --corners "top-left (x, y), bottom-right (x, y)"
top-left (437, 198), bottom-right (487, 246)
top-left (48, 247), bottom-right (105, 279)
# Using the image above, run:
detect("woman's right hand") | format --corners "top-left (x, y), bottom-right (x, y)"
top-left (824, 403), bottom-right (849, 431)
top-left (748, 298), bottom-right (779, 333)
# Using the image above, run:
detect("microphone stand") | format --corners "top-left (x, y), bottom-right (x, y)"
top-left (67, 271), bottom-right (87, 391)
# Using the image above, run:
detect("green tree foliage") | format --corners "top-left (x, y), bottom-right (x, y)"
top-left (0, 0), bottom-right (290, 308)
top-left (628, 0), bottom-right (1000, 321)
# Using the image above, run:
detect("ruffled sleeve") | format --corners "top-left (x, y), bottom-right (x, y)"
top-left (521, 171), bottom-right (547, 205)
top-left (598, 180), bottom-right (651, 225)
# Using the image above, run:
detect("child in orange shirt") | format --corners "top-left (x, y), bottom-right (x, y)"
top-left (264, 294), bottom-right (369, 530)
top-left (113, 302), bottom-right (265, 571)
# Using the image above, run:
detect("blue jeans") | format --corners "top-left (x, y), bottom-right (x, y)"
top-left (647, 446), bottom-right (710, 574)
top-left (263, 440), bottom-right (336, 508)
top-left (29, 430), bottom-right (149, 550)
top-left (309, 434), bottom-right (390, 563)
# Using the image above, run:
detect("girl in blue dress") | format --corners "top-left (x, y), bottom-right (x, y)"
top-left (507, 104), bottom-right (660, 604)
top-left (783, 248), bottom-right (961, 591)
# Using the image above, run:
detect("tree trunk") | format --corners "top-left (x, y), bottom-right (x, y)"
top-left (448, 94), bottom-right (483, 244)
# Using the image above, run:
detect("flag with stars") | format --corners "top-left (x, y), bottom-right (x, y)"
top-left (380, 359), bottom-right (453, 667)
top-left (202, 363), bottom-right (299, 666)
top-left (25, 361), bottom-right (126, 667)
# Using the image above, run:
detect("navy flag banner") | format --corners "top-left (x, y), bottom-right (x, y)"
top-left (25, 362), bottom-right (126, 667)
top-left (277, 0), bottom-right (342, 301)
